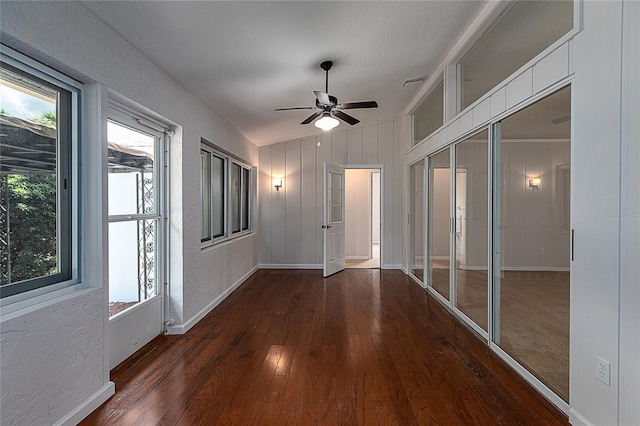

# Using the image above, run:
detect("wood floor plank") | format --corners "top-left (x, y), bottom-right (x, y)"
top-left (81, 269), bottom-right (568, 425)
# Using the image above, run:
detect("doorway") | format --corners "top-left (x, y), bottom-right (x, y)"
top-left (344, 167), bottom-right (381, 269)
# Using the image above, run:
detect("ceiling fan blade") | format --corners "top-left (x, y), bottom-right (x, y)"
top-left (333, 110), bottom-right (360, 126)
top-left (336, 101), bottom-right (378, 109)
top-left (301, 111), bottom-right (322, 125)
top-left (314, 91), bottom-right (331, 106)
top-left (275, 106), bottom-right (315, 111)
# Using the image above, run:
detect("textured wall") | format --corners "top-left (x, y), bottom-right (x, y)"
top-left (1, 290), bottom-right (105, 425)
top-left (0, 0), bottom-right (258, 327)
top-left (0, 1), bottom-right (259, 423)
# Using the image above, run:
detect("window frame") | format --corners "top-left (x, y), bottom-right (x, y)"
top-left (411, 77), bottom-right (444, 147)
top-left (453, 0), bottom-right (578, 115)
top-left (200, 145), bottom-right (228, 244)
top-left (106, 106), bottom-right (167, 316)
top-left (0, 48), bottom-right (82, 301)
top-left (230, 160), bottom-right (252, 236)
top-left (200, 140), bottom-right (254, 249)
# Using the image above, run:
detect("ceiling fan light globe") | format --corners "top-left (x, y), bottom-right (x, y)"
top-left (314, 114), bottom-right (339, 131)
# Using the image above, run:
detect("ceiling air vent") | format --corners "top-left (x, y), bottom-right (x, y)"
top-left (401, 76), bottom-right (426, 87)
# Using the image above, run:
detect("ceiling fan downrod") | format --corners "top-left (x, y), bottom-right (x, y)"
top-left (320, 60), bottom-right (333, 94)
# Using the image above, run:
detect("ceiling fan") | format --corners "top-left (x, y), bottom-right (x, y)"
top-left (275, 61), bottom-right (378, 131)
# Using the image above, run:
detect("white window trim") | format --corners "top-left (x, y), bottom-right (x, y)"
top-left (106, 106), bottom-right (168, 313)
top-left (0, 45), bottom-right (84, 310)
top-left (200, 140), bottom-right (254, 250)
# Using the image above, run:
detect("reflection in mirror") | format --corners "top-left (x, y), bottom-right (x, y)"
top-left (493, 86), bottom-right (571, 401)
top-left (454, 130), bottom-right (489, 332)
top-left (428, 148), bottom-right (451, 300)
top-left (410, 160), bottom-right (425, 281)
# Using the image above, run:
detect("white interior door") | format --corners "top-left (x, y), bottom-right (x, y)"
top-left (323, 163), bottom-right (346, 277)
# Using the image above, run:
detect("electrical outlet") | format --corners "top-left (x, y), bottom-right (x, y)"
top-left (597, 356), bottom-right (611, 385)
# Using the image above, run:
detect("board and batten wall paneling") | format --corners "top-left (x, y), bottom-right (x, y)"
top-left (378, 120), bottom-right (395, 268)
top-left (332, 131), bottom-right (347, 165)
top-left (347, 127), bottom-right (364, 164)
top-left (270, 144), bottom-right (286, 265)
top-left (258, 148), bottom-right (273, 264)
top-left (300, 137), bottom-right (317, 265)
top-left (363, 124), bottom-right (379, 164)
top-left (393, 119), bottom-right (404, 267)
top-left (259, 119), bottom-right (402, 268)
top-left (285, 141), bottom-right (301, 264)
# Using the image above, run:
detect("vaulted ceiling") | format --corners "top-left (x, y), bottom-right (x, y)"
top-left (82, 1), bottom-right (486, 146)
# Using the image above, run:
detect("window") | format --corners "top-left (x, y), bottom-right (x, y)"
top-left (201, 148), bottom-right (226, 241)
top-left (458, 0), bottom-right (573, 111)
top-left (412, 79), bottom-right (444, 146)
top-left (0, 55), bottom-right (80, 299)
top-left (107, 108), bottom-right (167, 317)
top-left (201, 141), bottom-right (253, 247)
top-left (231, 164), bottom-right (251, 234)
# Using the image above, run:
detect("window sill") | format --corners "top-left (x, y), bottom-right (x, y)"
top-left (200, 231), bottom-right (255, 252)
top-left (0, 283), bottom-right (93, 322)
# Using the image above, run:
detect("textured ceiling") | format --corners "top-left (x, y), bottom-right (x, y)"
top-left (82, 1), bottom-right (486, 146)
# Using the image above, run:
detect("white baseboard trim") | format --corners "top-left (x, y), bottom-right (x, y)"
top-left (460, 265), bottom-right (488, 271)
top-left (569, 408), bottom-right (594, 426)
top-left (401, 265), bottom-right (408, 274)
top-left (382, 264), bottom-right (402, 270)
top-left (259, 264), bottom-right (322, 269)
top-left (166, 264), bottom-right (259, 335)
top-left (346, 256), bottom-right (371, 260)
top-left (55, 381), bottom-right (115, 426)
top-left (501, 266), bottom-right (570, 272)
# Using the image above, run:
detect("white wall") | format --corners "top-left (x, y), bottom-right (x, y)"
top-left (258, 120), bottom-right (403, 268)
top-left (372, 172), bottom-right (381, 244)
top-left (0, 1), bottom-right (258, 424)
top-left (570, 1), bottom-right (639, 425)
top-left (618, 2), bottom-right (639, 424)
top-left (345, 169), bottom-right (377, 259)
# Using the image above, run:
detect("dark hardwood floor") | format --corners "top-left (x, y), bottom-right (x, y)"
top-left (82, 269), bottom-right (568, 425)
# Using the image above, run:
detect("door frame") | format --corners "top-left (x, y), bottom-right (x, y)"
top-left (343, 164), bottom-right (385, 269)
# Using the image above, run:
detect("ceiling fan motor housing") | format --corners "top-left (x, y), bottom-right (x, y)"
top-left (316, 95), bottom-right (338, 108)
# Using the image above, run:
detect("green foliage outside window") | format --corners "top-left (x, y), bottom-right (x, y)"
top-left (0, 175), bottom-right (58, 285)
top-left (0, 111), bottom-right (58, 286)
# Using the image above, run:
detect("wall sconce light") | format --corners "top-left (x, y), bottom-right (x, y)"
top-left (529, 178), bottom-right (541, 190)
top-left (273, 178), bottom-right (283, 192)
